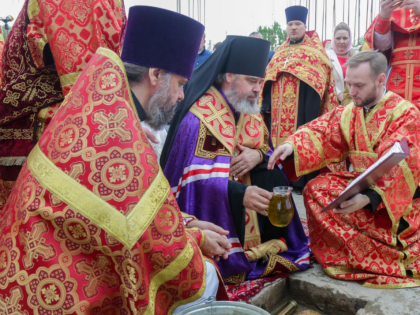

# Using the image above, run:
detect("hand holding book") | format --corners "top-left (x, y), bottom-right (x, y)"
top-left (321, 138), bottom-right (410, 213)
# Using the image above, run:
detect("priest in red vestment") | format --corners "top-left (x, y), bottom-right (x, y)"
top-left (260, 5), bottom-right (339, 194)
top-left (0, 0), bottom-right (126, 208)
top-left (0, 6), bottom-right (229, 314)
top-left (268, 50), bottom-right (420, 288)
top-left (365, 1), bottom-right (420, 109)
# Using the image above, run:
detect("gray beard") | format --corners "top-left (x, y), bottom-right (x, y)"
top-left (224, 86), bottom-right (260, 115)
top-left (145, 75), bottom-right (177, 130)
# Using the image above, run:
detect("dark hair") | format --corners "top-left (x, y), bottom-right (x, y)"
top-left (123, 62), bottom-right (149, 83)
top-left (123, 62), bottom-right (170, 84)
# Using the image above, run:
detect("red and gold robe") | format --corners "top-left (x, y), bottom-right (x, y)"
top-left (0, 47), bottom-right (217, 314)
top-left (365, 9), bottom-right (420, 109)
top-left (0, 27), bottom-right (4, 87)
top-left (259, 31), bottom-right (338, 147)
top-left (0, 0), bottom-right (126, 208)
top-left (284, 91), bottom-right (420, 288)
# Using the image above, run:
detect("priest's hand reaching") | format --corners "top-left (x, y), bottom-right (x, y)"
top-left (243, 186), bottom-right (272, 216)
top-left (187, 220), bottom-right (229, 236)
top-left (201, 230), bottom-right (232, 261)
top-left (230, 144), bottom-right (262, 178)
top-left (380, 0), bottom-right (404, 19)
top-left (267, 143), bottom-right (294, 170)
top-left (333, 193), bottom-right (370, 215)
top-left (403, 0), bottom-right (420, 16)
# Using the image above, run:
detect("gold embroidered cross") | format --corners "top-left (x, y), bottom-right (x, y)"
top-left (74, 256), bottom-right (119, 298)
top-left (204, 101), bottom-right (229, 128)
top-left (391, 73), bottom-right (403, 87)
top-left (250, 115), bottom-right (262, 127)
top-left (404, 50), bottom-right (415, 60)
top-left (283, 120), bottom-right (294, 130)
top-left (18, 221), bottom-right (56, 269)
top-left (93, 108), bottom-right (132, 146)
top-left (0, 287), bottom-right (26, 315)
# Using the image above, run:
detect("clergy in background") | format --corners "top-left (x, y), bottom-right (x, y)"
top-left (161, 36), bottom-right (310, 284)
top-left (364, 1), bottom-right (420, 109)
top-left (260, 5), bottom-right (339, 194)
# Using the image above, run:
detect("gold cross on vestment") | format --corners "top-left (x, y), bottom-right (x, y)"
top-left (204, 101), bottom-right (229, 128)
top-left (391, 73), bottom-right (404, 87)
top-left (404, 50), bottom-right (415, 60)
top-left (250, 115), bottom-right (262, 128)
top-left (283, 120), bottom-right (294, 130)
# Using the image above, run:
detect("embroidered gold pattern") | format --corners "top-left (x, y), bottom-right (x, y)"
top-left (28, 145), bottom-right (170, 249)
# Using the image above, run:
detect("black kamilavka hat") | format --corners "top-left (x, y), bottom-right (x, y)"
top-left (161, 35), bottom-right (270, 167)
top-left (121, 6), bottom-right (205, 80)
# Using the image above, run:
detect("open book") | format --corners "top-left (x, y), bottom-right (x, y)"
top-left (321, 138), bottom-right (410, 213)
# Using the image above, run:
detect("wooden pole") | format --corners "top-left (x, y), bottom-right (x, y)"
top-left (333, 0), bottom-right (336, 29)
top-left (315, 0), bottom-right (317, 33)
top-left (348, 0), bottom-right (350, 29)
top-left (308, 0), bottom-right (311, 30)
top-left (358, 0), bottom-right (361, 43)
top-left (354, 0), bottom-right (357, 44)
top-left (371, 0), bottom-right (374, 24)
top-left (366, 0), bottom-right (369, 34)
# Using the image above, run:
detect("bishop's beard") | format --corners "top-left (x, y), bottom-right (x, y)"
top-left (224, 83), bottom-right (260, 115)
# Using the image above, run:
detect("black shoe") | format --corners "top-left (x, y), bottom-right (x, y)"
top-left (294, 188), bottom-right (303, 195)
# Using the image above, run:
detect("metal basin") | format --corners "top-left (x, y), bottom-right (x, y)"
top-left (176, 297), bottom-right (270, 315)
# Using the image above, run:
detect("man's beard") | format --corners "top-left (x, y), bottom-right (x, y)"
top-left (224, 83), bottom-right (260, 115)
top-left (353, 85), bottom-right (378, 107)
top-left (145, 75), bottom-right (177, 130)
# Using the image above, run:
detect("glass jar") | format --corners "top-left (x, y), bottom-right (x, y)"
top-left (268, 186), bottom-right (294, 227)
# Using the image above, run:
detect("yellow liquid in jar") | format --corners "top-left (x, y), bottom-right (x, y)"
top-left (268, 194), bottom-right (294, 227)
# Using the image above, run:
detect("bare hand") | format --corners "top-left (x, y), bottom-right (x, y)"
top-left (143, 127), bottom-right (159, 144)
top-left (200, 230), bottom-right (231, 261)
top-left (267, 143), bottom-right (294, 170)
top-left (187, 220), bottom-right (229, 236)
top-left (230, 144), bottom-right (261, 178)
top-left (404, 0), bottom-right (420, 15)
top-left (380, 0), bottom-right (404, 19)
top-left (243, 186), bottom-right (272, 216)
top-left (333, 193), bottom-right (370, 215)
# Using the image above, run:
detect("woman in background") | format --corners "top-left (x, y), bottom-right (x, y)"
top-left (327, 22), bottom-right (357, 105)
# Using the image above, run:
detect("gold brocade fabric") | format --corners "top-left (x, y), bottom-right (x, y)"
top-left (286, 91), bottom-right (420, 287)
top-left (0, 0), bottom-right (127, 209)
top-left (260, 31), bottom-right (338, 147)
top-left (190, 87), bottom-right (297, 279)
top-left (0, 48), bottom-right (207, 314)
top-left (190, 86), bottom-right (270, 250)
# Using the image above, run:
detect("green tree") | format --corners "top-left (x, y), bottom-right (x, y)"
top-left (257, 22), bottom-right (288, 50)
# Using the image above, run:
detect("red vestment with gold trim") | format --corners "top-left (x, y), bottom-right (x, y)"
top-left (365, 9), bottom-right (420, 109)
top-left (284, 91), bottom-right (420, 288)
top-left (260, 31), bottom-right (338, 147)
top-left (0, 0), bottom-right (126, 208)
top-left (0, 48), bottom-right (221, 314)
top-left (0, 27), bottom-right (4, 87)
